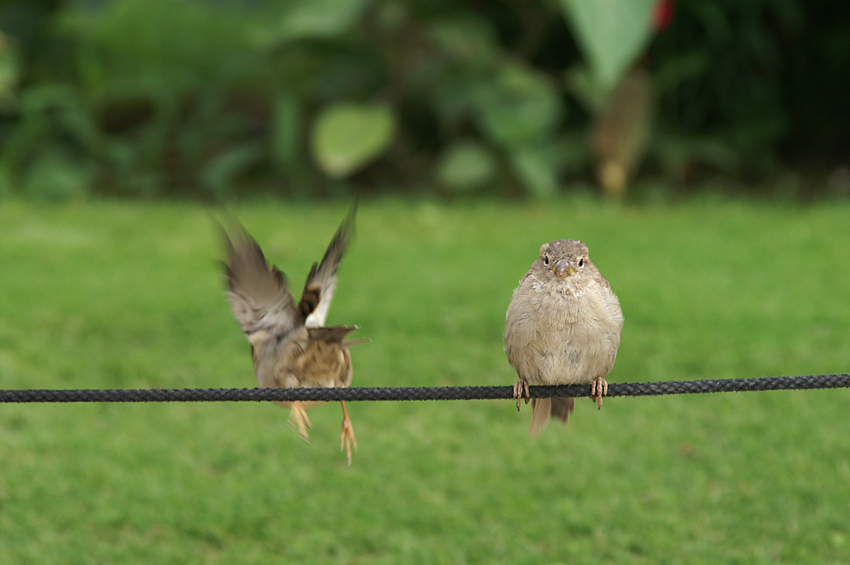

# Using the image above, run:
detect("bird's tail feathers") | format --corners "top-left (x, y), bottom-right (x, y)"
top-left (550, 397), bottom-right (575, 422)
top-left (529, 397), bottom-right (575, 436)
top-left (529, 398), bottom-right (551, 436)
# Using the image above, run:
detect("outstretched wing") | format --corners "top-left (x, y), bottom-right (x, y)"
top-left (299, 200), bottom-right (357, 328)
top-left (222, 221), bottom-right (299, 340)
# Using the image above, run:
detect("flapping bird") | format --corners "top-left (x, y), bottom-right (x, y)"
top-left (221, 203), bottom-right (364, 464)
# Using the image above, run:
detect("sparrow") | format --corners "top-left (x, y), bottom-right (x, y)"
top-left (221, 203), bottom-right (364, 464)
top-left (504, 239), bottom-right (624, 435)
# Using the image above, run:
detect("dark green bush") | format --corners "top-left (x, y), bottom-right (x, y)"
top-left (0, 0), bottom-right (846, 199)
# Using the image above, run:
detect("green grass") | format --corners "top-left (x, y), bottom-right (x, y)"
top-left (1, 197), bottom-right (849, 563)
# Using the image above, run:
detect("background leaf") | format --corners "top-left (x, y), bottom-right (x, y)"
top-left (510, 146), bottom-right (559, 198)
top-left (256, 0), bottom-right (369, 45)
top-left (476, 64), bottom-right (562, 148)
top-left (437, 140), bottom-right (497, 191)
top-left (559, 0), bottom-right (656, 92)
top-left (311, 102), bottom-right (396, 179)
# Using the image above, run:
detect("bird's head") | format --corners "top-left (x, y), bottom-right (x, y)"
top-left (537, 239), bottom-right (591, 282)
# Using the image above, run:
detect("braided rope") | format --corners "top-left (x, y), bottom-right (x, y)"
top-left (0, 374), bottom-right (847, 403)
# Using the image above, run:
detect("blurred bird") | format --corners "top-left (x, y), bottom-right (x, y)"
top-left (592, 67), bottom-right (653, 199)
top-left (221, 203), bottom-right (365, 464)
top-left (505, 239), bottom-right (624, 435)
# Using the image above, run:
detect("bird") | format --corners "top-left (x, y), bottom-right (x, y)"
top-left (220, 203), bottom-right (365, 464)
top-left (504, 239), bottom-right (624, 435)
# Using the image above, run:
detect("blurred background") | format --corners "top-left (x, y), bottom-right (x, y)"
top-left (0, 0), bottom-right (848, 202)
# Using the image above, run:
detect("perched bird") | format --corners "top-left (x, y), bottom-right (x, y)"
top-left (505, 239), bottom-right (624, 435)
top-left (221, 203), bottom-right (364, 464)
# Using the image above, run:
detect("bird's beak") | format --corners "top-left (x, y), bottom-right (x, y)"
top-left (553, 259), bottom-right (574, 278)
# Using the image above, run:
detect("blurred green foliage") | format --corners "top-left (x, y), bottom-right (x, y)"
top-left (0, 0), bottom-right (847, 199)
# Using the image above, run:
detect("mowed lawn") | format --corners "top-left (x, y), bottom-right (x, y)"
top-left (0, 197), bottom-right (848, 563)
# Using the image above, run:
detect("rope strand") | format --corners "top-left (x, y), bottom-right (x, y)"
top-left (0, 374), bottom-right (847, 403)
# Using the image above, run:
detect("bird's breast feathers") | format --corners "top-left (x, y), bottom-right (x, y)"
top-left (506, 273), bottom-right (623, 385)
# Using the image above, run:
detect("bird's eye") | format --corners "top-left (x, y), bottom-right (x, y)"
top-left (543, 255), bottom-right (550, 266)
top-left (578, 257), bottom-right (585, 268)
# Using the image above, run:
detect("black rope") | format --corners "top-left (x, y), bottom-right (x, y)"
top-left (0, 374), bottom-right (847, 403)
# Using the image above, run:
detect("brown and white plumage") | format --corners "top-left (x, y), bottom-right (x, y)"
top-left (221, 203), bottom-right (363, 464)
top-left (505, 239), bottom-right (624, 435)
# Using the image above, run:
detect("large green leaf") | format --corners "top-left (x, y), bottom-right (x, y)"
top-left (311, 102), bottom-right (396, 179)
top-left (476, 64), bottom-right (562, 148)
top-left (258, 0), bottom-right (368, 45)
top-left (559, 0), bottom-right (655, 92)
top-left (509, 146), bottom-right (559, 198)
top-left (427, 17), bottom-right (499, 66)
top-left (437, 141), bottom-right (497, 191)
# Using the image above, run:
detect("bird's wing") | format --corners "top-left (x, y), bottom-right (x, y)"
top-left (222, 222), bottom-right (299, 340)
top-left (299, 201), bottom-right (357, 328)
top-left (306, 325), bottom-right (360, 344)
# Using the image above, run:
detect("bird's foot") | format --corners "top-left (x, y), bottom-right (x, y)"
top-left (288, 401), bottom-right (313, 442)
top-left (340, 401), bottom-right (358, 466)
top-left (513, 379), bottom-right (530, 411)
top-left (591, 376), bottom-right (608, 410)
